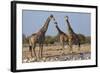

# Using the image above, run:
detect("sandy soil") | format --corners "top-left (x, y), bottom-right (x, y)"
top-left (22, 44), bottom-right (91, 63)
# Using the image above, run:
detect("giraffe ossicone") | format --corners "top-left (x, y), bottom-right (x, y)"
top-left (64, 16), bottom-right (69, 20)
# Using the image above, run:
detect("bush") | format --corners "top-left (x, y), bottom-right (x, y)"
top-left (78, 34), bottom-right (91, 44)
top-left (44, 36), bottom-right (55, 45)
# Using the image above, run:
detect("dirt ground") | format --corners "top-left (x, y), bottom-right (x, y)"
top-left (22, 44), bottom-right (91, 63)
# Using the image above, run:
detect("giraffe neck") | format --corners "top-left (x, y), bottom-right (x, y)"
top-left (39, 17), bottom-right (51, 34)
top-left (56, 25), bottom-right (64, 34)
top-left (66, 19), bottom-right (75, 35)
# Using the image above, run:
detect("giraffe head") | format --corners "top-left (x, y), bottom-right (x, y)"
top-left (49, 14), bottom-right (58, 25)
top-left (64, 16), bottom-right (69, 20)
top-left (49, 14), bottom-right (54, 20)
top-left (50, 14), bottom-right (56, 21)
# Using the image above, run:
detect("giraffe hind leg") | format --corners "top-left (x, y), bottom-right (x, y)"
top-left (29, 44), bottom-right (37, 61)
top-left (29, 45), bottom-right (33, 58)
top-left (32, 44), bottom-right (37, 60)
top-left (68, 41), bottom-right (73, 53)
top-left (78, 42), bottom-right (81, 51)
top-left (62, 42), bottom-right (65, 55)
top-left (38, 44), bottom-right (41, 61)
top-left (40, 44), bottom-right (43, 59)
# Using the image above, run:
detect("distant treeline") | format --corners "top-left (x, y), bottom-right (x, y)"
top-left (22, 34), bottom-right (91, 45)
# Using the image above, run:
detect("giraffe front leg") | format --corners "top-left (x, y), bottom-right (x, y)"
top-left (38, 44), bottom-right (42, 61)
top-left (68, 41), bottom-right (73, 53)
top-left (38, 44), bottom-right (41, 61)
top-left (28, 45), bottom-right (37, 62)
top-left (40, 44), bottom-right (43, 58)
top-left (61, 42), bottom-right (65, 55)
top-left (78, 42), bottom-right (81, 52)
top-left (60, 40), bottom-right (64, 55)
top-left (39, 44), bottom-right (43, 60)
top-left (40, 44), bottom-right (43, 59)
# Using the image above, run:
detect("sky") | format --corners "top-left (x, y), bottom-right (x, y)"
top-left (22, 10), bottom-right (91, 37)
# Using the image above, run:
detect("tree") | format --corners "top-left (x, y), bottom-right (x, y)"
top-left (77, 34), bottom-right (91, 44)
top-left (78, 34), bottom-right (86, 44)
top-left (22, 34), bottom-right (26, 44)
top-left (85, 36), bottom-right (91, 44)
top-left (22, 34), bottom-right (29, 44)
top-left (44, 36), bottom-right (54, 45)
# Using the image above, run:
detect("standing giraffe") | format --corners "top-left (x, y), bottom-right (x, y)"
top-left (29, 14), bottom-right (55, 60)
top-left (55, 22), bottom-right (68, 55)
top-left (65, 16), bottom-right (80, 52)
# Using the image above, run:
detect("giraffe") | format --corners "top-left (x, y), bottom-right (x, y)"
top-left (64, 16), bottom-right (80, 52)
top-left (54, 22), bottom-right (68, 55)
top-left (29, 14), bottom-right (55, 60)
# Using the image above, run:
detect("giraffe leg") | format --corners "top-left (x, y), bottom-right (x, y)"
top-left (62, 42), bottom-right (64, 49)
top-left (29, 37), bottom-right (37, 61)
top-left (33, 44), bottom-right (36, 58)
top-left (68, 41), bottom-right (73, 53)
top-left (29, 43), bottom-right (33, 58)
top-left (62, 42), bottom-right (65, 55)
top-left (38, 44), bottom-right (41, 61)
top-left (29, 45), bottom-right (33, 58)
top-left (29, 45), bottom-right (37, 61)
top-left (78, 42), bottom-right (81, 52)
top-left (60, 39), bottom-right (64, 55)
top-left (39, 44), bottom-right (43, 60)
top-left (40, 44), bottom-right (43, 59)
top-left (75, 39), bottom-right (81, 52)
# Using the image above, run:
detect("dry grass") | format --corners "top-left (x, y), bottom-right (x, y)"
top-left (22, 44), bottom-right (91, 63)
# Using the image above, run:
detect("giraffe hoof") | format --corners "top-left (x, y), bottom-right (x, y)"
top-left (29, 57), bottom-right (37, 62)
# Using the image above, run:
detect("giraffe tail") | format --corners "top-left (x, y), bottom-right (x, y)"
top-left (78, 42), bottom-right (81, 50)
top-left (29, 45), bottom-right (32, 52)
top-left (79, 42), bottom-right (80, 48)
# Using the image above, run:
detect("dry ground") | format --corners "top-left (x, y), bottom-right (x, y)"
top-left (22, 44), bottom-right (91, 63)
